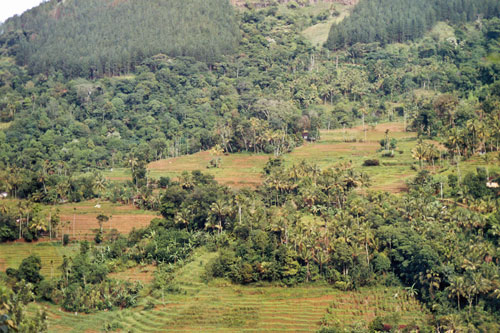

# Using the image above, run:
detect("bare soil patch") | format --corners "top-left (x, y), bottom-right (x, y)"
top-left (109, 265), bottom-right (156, 284)
top-left (59, 214), bottom-right (157, 239)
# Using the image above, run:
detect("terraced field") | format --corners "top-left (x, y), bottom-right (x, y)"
top-left (139, 122), bottom-right (421, 192)
top-left (0, 242), bottom-right (78, 277)
top-left (41, 249), bottom-right (430, 332)
top-left (141, 121), bottom-right (500, 194)
top-left (56, 200), bottom-right (159, 240)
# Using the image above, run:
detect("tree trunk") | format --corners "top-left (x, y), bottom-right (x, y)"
top-left (365, 241), bottom-right (370, 266)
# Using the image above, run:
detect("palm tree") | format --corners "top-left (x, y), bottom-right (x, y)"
top-left (127, 154), bottom-right (138, 188)
top-left (93, 173), bottom-right (107, 200)
top-left (298, 242), bottom-right (313, 282)
top-left (178, 172), bottom-right (194, 190)
top-left (464, 276), bottom-right (479, 315)
top-left (357, 225), bottom-right (374, 266)
top-left (96, 214), bottom-right (109, 233)
top-left (56, 180), bottom-right (71, 203)
top-left (209, 199), bottom-right (230, 235)
top-left (418, 269), bottom-right (441, 299)
top-left (446, 276), bottom-right (464, 310)
top-left (313, 248), bottom-right (330, 275)
top-left (0, 202), bottom-right (8, 215)
top-left (174, 208), bottom-right (191, 230)
top-left (412, 139), bottom-right (428, 168)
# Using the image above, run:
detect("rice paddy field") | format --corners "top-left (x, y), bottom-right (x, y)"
top-left (0, 242), bottom-right (78, 277)
top-left (0, 199), bottom-right (160, 241)
top-left (144, 122), bottom-right (420, 191)
top-left (137, 121), bottom-right (499, 193)
top-left (37, 249), bottom-right (430, 332)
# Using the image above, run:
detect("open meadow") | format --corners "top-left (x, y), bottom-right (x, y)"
top-left (301, 2), bottom-right (355, 47)
top-left (56, 201), bottom-right (159, 240)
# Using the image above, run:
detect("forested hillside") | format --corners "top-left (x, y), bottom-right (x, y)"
top-left (1, 0), bottom-right (239, 78)
top-left (326, 0), bottom-right (500, 49)
top-left (1, 0), bottom-right (500, 331)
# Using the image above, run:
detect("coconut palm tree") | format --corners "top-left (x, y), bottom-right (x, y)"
top-left (93, 173), bottom-right (107, 200)
top-left (313, 248), bottom-right (330, 275)
top-left (174, 208), bottom-right (192, 230)
top-left (96, 214), bottom-right (109, 233)
top-left (446, 276), bottom-right (464, 310)
top-left (298, 241), bottom-right (314, 282)
top-left (209, 199), bottom-right (231, 235)
top-left (412, 139), bottom-right (428, 168)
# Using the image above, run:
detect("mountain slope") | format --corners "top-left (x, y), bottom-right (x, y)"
top-left (1, 0), bottom-right (239, 78)
top-left (326, 0), bottom-right (500, 49)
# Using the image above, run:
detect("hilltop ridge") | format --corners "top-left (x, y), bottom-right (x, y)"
top-left (1, 0), bottom-right (239, 78)
top-left (230, 0), bottom-right (358, 8)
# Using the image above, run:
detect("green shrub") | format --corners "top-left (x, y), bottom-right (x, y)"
top-left (363, 159), bottom-right (380, 166)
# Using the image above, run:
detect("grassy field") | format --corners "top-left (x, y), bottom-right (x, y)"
top-left (301, 3), bottom-right (354, 47)
top-left (141, 122), bottom-right (419, 192)
top-left (39, 248), bottom-right (430, 332)
top-left (141, 121), bottom-right (500, 193)
top-left (0, 242), bottom-right (78, 277)
top-left (0, 122), bottom-right (11, 130)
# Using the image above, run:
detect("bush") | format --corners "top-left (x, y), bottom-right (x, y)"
top-left (158, 177), bottom-right (171, 188)
top-left (94, 230), bottom-right (103, 244)
top-left (17, 255), bottom-right (43, 285)
top-left (23, 229), bottom-right (36, 242)
top-left (38, 279), bottom-right (56, 301)
top-left (381, 150), bottom-right (394, 158)
top-left (63, 234), bottom-right (70, 246)
top-left (363, 159), bottom-right (380, 166)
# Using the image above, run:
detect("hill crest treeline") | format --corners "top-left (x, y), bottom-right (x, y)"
top-left (326, 0), bottom-right (500, 50)
top-left (1, 0), bottom-right (239, 78)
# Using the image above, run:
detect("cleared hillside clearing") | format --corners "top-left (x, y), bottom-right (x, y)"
top-left (302, 2), bottom-right (354, 46)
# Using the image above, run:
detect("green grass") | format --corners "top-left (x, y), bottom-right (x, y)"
top-left (54, 199), bottom-right (155, 216)
top-left (39, 247), bottom-right (430, 332)
top-left (0, 242), bottom-right (78, 277)
top-left (143, 119), bottom-right (499, 194)
top-left (302, 3), bottom-right (353, 47)
top-left (0, 122), bottom-right (11, 130)
top-left (2, 198), bottom-right (154, 216)
top-left (142, 121), bottom-right (424, 192)
top-left (437, 152), bottom-right (500, 180)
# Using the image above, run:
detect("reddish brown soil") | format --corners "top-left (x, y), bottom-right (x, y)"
top-left (59, 214), bottom-right (158, 239)
top-left (109, 265), bottom-right (156, 284)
